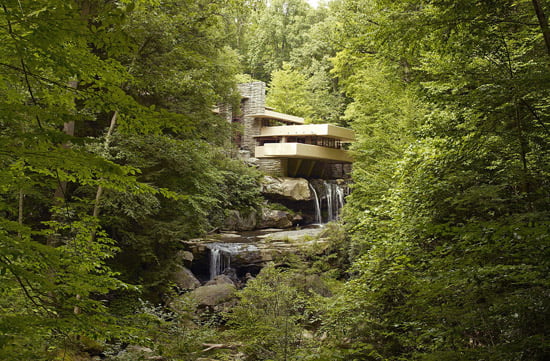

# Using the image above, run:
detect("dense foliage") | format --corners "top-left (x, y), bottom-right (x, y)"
top-left (330, 0), bottom-right (550, 360)
top-left (1, 0), bottom-right (548, 360)
top-left (0, 0), bottom-right (259, 358)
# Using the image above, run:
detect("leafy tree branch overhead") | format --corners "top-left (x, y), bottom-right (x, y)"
top-left (0, 0), bottom-right (548, 360)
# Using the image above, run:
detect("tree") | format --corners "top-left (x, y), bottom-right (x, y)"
top-left (326, 0), bottom-right (550, 360)
top-left (0, 0), bottom-right (255, 357)
top-left (289, 0), bottom-right (348, 124)
top-left (266, 64), bottom-right (314, 118)
top-left (244, 0), bottom-right (314, 81)
top-left (227, 264), bottom-right (307, 361)
top-left (0, 1), bottom-right (149, 358)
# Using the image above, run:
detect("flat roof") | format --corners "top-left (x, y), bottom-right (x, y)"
top-left (254, 124), bottom-right (354, 141)
top-left (247, 110), bottom-right (305, 125)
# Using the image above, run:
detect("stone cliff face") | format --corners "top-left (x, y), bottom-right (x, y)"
top-left (222, 176), bottom-right (313, 232)
top-left (183, 227), bottom-right (328, 283)
top-left (185, 175), bottom-right (348, 289)
top-left (222, 207), bottom-right (295, 231)
top-left (260, 176), bottom-right (312, 201)
top-left (222, 176), bottom-right (349, 232)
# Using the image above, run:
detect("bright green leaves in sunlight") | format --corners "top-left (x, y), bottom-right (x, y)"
top-left (329, 0), bottom-right (550, 360)
top-left (267, 64), bottom-right (314, 119)
top-left (0, 0), bottom-right (248, 359)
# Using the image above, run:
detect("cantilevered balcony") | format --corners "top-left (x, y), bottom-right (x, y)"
top-left (254, 124), bottom-right (354, 163)
top-left (255, 143), bottom-right (352, 163)
top-left (257, 124), bottom-right (354, 141)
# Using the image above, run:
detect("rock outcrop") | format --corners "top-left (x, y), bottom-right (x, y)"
top-left (257, 208), bottom-right (293, 229)
top-left (185, 227), bottom-right (328, 280)
top-left (222, 206), bottom-right (295, 231)
top-left (261, 176), bottom-right (311, 201)
top-left (223, 210), bottom-right (258, 231)
top-left (190, 283), bottom-right (237, 307)
top-left (205, 274), bottom-right (235, 286)
top-left (172, 265), bottom-right (201, 290)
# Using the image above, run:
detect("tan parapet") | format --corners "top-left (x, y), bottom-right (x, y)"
top-left (255, 143), bottom-right (352, 163)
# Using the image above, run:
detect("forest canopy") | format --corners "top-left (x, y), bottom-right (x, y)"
top-left (0, 0), bottom-right (548, 360)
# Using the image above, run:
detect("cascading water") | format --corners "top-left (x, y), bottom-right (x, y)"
top-left (309, 183), bottom-right (322, 224)
top-left (335, 184), bottom-right (345, 218)
top-left (309, 180), bottom-right (349, 224)
top-left (208, 246), bottom-right (229, 280)
top-left (206, 243), bottom-right (258, 279)
top-left (325, 181), bottom-right (333, 221)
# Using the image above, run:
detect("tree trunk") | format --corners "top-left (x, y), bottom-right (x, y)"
top-left (53, 80), bottom-right (78, 201)
top-left (532, 0), bottom-right (550, 57)
top-left (92, 110), bottom-right (118, 218)
top-left (18, 189), bottom-right (23, 226)
top-left (515, 101), bottom-right (530, 194)
top-left (17, 188), bottom-right (24, 239)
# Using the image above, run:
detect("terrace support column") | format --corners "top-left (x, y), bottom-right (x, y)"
top-left (291, 159), bottom-right (303, 177)
top-left (305, 160), bottom-right (316, 178)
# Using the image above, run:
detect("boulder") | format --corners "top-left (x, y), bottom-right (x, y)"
top-left (175, 250), bottom-right (194, 267)
top-left (257, 208), bottom-right (293, 229)
top-left (190, 283), bottom-right (237, 307)
top-left (261, 176), bottom-right (311, 201)
top-left (205, 274), bottom-right (235, 286)
top-left (223, 210), bottom-right (257, 231)
top-left (172, 265), bottom-right (201, 290)
top-left (292, 213), bottom-right (303, 224)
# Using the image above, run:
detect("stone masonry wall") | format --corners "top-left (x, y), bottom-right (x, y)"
top-left (217, 103), bottom-right (232, 123)
top-left (257, 158), bottom-right (287, 177)
top-left (237, 82), bottom-right (266, 152)
top-left (328, 163), bottom-right (353, 179)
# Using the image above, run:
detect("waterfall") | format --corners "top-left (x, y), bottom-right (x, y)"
top-left (325, 181), bottom-right (333, 221)
top-left (335, 184), bottom-right (345, 219)
top-left (310, 180), bottom-right (348, 224)
top-left (309, 183), bottom-right (322, 224)
top-left (207, 243), bottom-right (258, 279)
top-left (208, 244), bottom-right (230, 279)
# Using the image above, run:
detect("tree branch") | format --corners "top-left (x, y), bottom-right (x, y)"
top-left (0, 255), bottom-right (55, 316)
top-left (532, 0), bottom-right (550, 57)
top-left (2, 4), bottom-right (43, 129)
top-left (0, 62), bottom-right (82, 91)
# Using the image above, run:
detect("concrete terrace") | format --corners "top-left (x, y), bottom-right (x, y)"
top-left (227, 82), bottom-right (354, 178)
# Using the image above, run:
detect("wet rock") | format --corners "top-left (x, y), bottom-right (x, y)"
top-left (190, 283), bottom-right (237, 307)
top-left (258, 208), bottom-right (293, 229)
top-left (205, 274), bottom-right (235, 286)
top-left (219, 232), bottom-right (242, 240)
top-left (257, 227), bottom-right (324, 242)
top-left (176, 250), bottom-right (194, 267)
top-left (172, 265), bottom-right (201, 290)
top-left (292, 213), bottom-right (303, 224)
top-left (223, 210), bottom-right (257, 231)
top-left (261, 176), bottom-right (311, 201)
top-left (184, 226), bottom-right (336, 282)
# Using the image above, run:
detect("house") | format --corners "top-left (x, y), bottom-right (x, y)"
top-left (226, 81), bottom-right (353, 178)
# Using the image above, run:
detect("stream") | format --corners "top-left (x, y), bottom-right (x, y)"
top-left (202, 180), bottom-right (349, 280)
